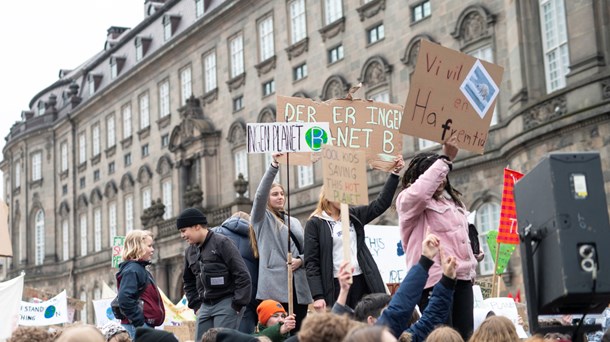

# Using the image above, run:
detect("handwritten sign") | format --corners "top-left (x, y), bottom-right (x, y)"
top-left (322, 145), bottom-right (368, 206)
top-left (19, 290), bottom-right (69, 326)
top-left (363, 225), bottom-right (409, 284)
top-left (112, 236), bottom-right (125, 268)
top-left (401, 40), bottom-right (504, 154)
top-left (483, 297), bottom-right (528, 338)
top-left (277, 95), bottom-right (403, 166)
top-left (247, 122), bottom-right (330, 153)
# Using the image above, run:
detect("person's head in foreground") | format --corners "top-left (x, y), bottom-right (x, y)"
top-left (298, 311), bottom-right (365, 342)
top-left (55, 324), bottom-right (105, 342)
top-left (256, 299), bottom-right (287, 328)
top-left (468, 315), bottom-right (519, 342)
top-left (343, 325), bottom-right (397, 342)
top-left (134, 327), bottom-right (177, 342)
top-left (100, 321), bottom-right (131, 342)
top-left (177, 207), bottom-right (209, 245)
top-left (425, 326), bottom-right (464, 342)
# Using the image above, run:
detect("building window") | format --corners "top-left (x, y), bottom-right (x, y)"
top-left (412, 0), bottom-right (431, 22)
top-left (125, 195), bottom-right (134, 233)
top-left (142, 187), bottom-right (152, 210)
top-left (195, 0), bottom-right (204, 17)
top-left (262, 80), bottom-right (275, 97)
top-left (80, 291), bottom-right (88, 323)
top-left (293, 63), bottom-right (307, 81)
top-left (180, 67), bottom-right (192, 105)
top-left (204, 51), bottom-right (217, 93)
top-left (32, 152), bottom-right (42, 181)
top-left (135, 38), bottom-right (144, 61)
top-left (475, 202), bottom-right (500, 276)
top-left (297, 165), bottom-right (314, 188)
top-left (122, 104), bottom-right (132, 139)
top-left (229, 34), bottom-right (244, 78)
top-left (159, 80), bottom-right (170, 118)
top-left (109, 202), bottom-right (117, 244)
top-left (124, 153), bottom-right (132, 166)
top-left (108, 162), bottom-right (115, 174)
top-left (163, 15), bottom-right (173, 41)
top-left (62, 220), bottom-right (69, 261)
top-left (289, 0), bottom-right (306, 44)
top-left (369, 90), bottom-right (390, 103)
top-left (110, 58), bottom-right (118, 79)
top-left (258, 16), bottom-right (275, 61)
top-left (80, 177), bottom-right (86, 189)
top-left (233, 96), bottom-right (244, 112)
top-left (324, 0), bottom-right (343, 25)
top-left (14, 161), bottom-right (20, 188)
top-left (35, 210), bottom-right (44, 265)
top-left (107, 115), bottom-right (116, 148)
top-left (93, 170), bottom-right (100, 181)
top-left (62, 184), bottom-right (68, 195)
top-left (79, 133), bottom-right (87, 164)
top-left (367, 24), bottom-right (384, 44)
top-left (328, 45), bottom-right (344, 64)
top-left (61, 143), bottom-right (69, 172)
top-left (162, 180), bottom-right (173, 219)
top-left (161, 134), bottom-right (170, 147)
top-left (540, 0), bottom-right (569, 93)
top-left (37, 101), bottom-right (46, 116)
top-left (139, 92), bottom-right (150, 129)
top-left (142, 144), bottom-right (149, 157)
top-left (94, 208), bottom-right (102, 252)
top-left (80, 214), bottom-right (88, 256)
top-left (234, 148), bottom-right (249, 196)
top-left (469, 45), bottom-right (499, 125)
top-left (88, 75), bottom-right (96, 96)
top-left (92, 124), bottom-right (101, 156)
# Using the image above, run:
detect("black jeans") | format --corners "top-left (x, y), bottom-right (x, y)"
top-left (419, 279), bottom-right (473, 340)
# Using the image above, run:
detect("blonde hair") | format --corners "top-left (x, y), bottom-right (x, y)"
top-left (309, 186), bottom-right (339, 219)
top-left (426, 326), bottom-right (464, 342)
top-left (122, 230), bottom-right (153, 261)
top-left (469, 316), bottom-right (519, 342)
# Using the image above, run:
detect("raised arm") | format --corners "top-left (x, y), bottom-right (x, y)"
top-left (351, 172), bottom-right (400, 225)
top-left (250, 158), bottom-right (280, 227)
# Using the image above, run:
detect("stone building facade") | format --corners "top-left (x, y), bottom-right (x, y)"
top-left (2, 0), bottom-right (609, 323)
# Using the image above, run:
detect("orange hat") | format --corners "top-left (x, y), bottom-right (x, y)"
top-left (257, 300), bottom-right (286, 326)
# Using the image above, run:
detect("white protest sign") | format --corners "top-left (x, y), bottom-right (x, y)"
top-left (363, 225), bottom-right (407, 284)
top-left (19, 290), bottom-right (69, 326)
top-left (0, 274), bottom-right (24, 339)
top-left (482, 297), bottom-right (528, 338)
top-left (247, 122), bottom-right (330, 153)
top-left (93, 298), bottom-right (118, 327)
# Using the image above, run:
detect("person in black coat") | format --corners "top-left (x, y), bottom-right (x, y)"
top-left (304, 156), bottom-right (404, 312)
top-left (212, 211), bottom-right (259, 334)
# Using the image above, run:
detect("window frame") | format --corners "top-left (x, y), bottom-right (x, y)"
top-left (289, 0), bottom-right (307, 44)
top-left (229, 34), bottom-right (245, 78)
top-left (34, 210), bottom-right (45, 265)
top-left (258, 15), bottom-right (275, 62)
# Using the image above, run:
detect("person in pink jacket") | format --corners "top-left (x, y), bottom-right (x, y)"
top-left (396, 136), bottom-right (483, 340)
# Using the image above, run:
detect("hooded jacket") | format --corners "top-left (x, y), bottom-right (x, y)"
top-left (116, 260), bottom-right (165, 327)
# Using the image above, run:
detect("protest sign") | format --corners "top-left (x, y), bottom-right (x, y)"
top-left (19, 290), bottom-right (69, 326)
top-left (401, 40), bottom-right (504, 154)
top-left (321, 144), bottom-right (368, 206)
top-left (112, 236), bottom-right (125, 268)
top-left (487, 230), bottom-right (517, 274)
top-left (0, 274), bottom-right (24, 339)
top-left (363, 225), bottom-right (408, 284)
top-left (247, 122), bottom-right (330, 153)
top-left (92, 298), bottom-right (117, 327)
top-left (496, 168), bottom-right (524, 244)
top-left (277, 95), bottom-right (403, 168)
top-left (483, 297), bottom-right (528, 338)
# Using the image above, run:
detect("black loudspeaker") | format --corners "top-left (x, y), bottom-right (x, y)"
top-left (515, 152), bottom-right (610, 318)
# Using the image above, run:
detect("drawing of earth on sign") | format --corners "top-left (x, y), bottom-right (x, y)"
top-left (460, 59), bottom-right (499, 119)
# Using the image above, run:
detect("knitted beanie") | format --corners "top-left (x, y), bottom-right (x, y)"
top-left (257, 299), bottom-right (286, 326)
top-left (100, 321), bottom-right (127, 341)
top-left (134, 327), bottom-right (178, 342)
top-left (176, 207), bottom-right (208, 230)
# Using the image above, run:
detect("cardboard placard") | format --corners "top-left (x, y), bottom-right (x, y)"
top-left (321, 145), bottom-right (368, 206)
top-left (247, 122), bottom-right (330, 153)
top-left (401, 40), bottom-right (504, 154)
top-left (277, 95), bottom-right (403, 168)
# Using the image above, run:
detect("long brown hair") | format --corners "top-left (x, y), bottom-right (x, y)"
top-left (309, 186), bottom-right (339, 219)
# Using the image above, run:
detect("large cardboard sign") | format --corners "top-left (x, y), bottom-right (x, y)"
top-left (247, 122), bottom-right (330, 153)
top-left (401, 40), bottom-right (504, 154)
top-left (321, 145), bottom-right (368, 206)
top-left (277, 95), bottom-right (403, 167)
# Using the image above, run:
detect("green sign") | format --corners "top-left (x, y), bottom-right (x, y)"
top-left (112, 236), bottom-right (125, 268)
top-left (486, 230), bottom-right (517, 274)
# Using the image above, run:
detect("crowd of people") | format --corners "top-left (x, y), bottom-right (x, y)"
top-left (8, 139), bottom-right (610, 342)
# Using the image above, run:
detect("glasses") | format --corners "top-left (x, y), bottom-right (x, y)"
top-left (270, 313), bottom-right (287, 319)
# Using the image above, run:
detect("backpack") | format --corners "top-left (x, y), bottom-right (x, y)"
top-left (110, 296), bottom-right (125, 320)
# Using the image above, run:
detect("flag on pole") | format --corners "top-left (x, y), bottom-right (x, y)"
top-left (0, 274), bottom-right (24, 339)
top-left (496, 168), bottom-right (524, 244)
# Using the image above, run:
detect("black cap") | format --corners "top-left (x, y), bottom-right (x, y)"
top-left (176, 207), bottom-right (208, 230)
top-left (134, 327), bottom-right (178, 342)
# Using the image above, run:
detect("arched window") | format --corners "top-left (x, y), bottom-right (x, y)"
top-left (34, 210), bottom-right (45, 265)
top-left (475, 202), bottom-right (500, 275)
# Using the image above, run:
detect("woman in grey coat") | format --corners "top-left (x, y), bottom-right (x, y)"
top-left (250, 153), bottom-right (312, 333)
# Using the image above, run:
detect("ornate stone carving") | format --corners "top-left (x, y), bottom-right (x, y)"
top-left (156, 155), bottom-right (174, 176)
top-left (358, 56), bottom-right (392, 87)
top-left (254, 56), bottom-right (276, 77)
top-left (285, 38), bottom-right (309, 60)
top-left (523, 95), bottom-right (567, 131)
top-left (318, 17), bottom-right (345, 42)
top-left (142, 198), bottom-right (165, 227)
top-left (202, 88), bottom-right (218, 105)
top-left (321, 75), bottom-right (349, 100)
top-left (120, 173), bottom-right (135, 192)
top-left (401, 34), bottom-right (436, 66)
top-left (77, 194), bottom-right (88, 210)
top-left (602, 78), bottom-right (610, 100)
top-left (227, 119), bottom-right (247, 146)
top-left (137, 165), bottom-right (153, 185)
top-left (169, 96), bottom-right (217, 152)
top-left (257, 106), bottom-right (276, 123)
top-left (183, 184), bottom-right (204, 210)
top-left (104, 181), bottom-right (118, 199)
top-left (356, 0), bottom-right (385, 21)
top-left (227, 73), bottom-right (246, 92)
top-left (451, 5), bottom-right (495, 48)
top-left (90, 188), bottom-right (103, 205)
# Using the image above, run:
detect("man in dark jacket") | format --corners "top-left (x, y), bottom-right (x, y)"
top-left (178, 207), bottom-right (252, 342)
top-left (212, 211), bottom-right (259, 334)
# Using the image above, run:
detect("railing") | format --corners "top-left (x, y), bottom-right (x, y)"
top-left (6, 112), bottom-right (57, 142)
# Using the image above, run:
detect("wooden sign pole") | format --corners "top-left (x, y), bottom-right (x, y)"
top-left (340, 203), bottom-right (352, 284)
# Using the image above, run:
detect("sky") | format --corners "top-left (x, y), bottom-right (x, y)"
top-left (0, 1), bottom-right (144, 198)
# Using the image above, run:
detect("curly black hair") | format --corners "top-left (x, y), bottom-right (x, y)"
top-left (401, 152), bottom-right (463, 208)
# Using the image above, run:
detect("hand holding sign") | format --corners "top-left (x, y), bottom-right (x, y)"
top-left (442, 135), bottom-right (459, 161)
